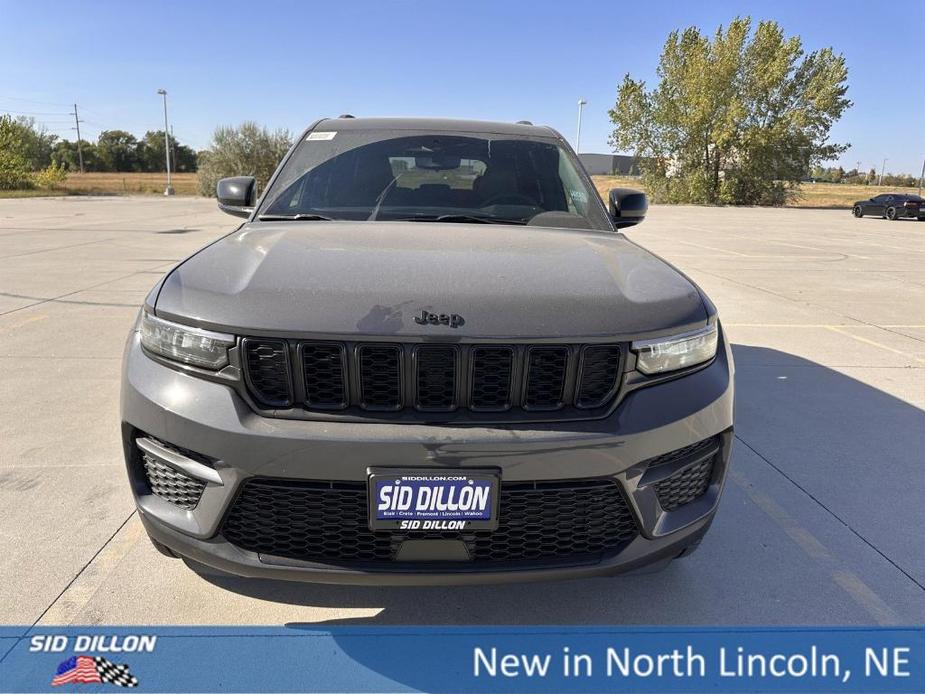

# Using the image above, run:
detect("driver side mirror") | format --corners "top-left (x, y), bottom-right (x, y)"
top-left (216, 176), bottom-right (257, 218)
top-left (608, 188), bottom-right (647, 229)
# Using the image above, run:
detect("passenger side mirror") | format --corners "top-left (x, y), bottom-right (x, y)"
top-left (216, 176), bottom-right (257, 218)
top-left (608, 188), bottom-right (647, 229)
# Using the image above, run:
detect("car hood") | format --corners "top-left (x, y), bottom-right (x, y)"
top-left (154, 221), bottom-right (707, 339)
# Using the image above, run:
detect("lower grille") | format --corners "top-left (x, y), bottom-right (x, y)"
top-left (142, 453), bottom-right (205, 510)
top-left (222, 478), bottom-right (638, 568)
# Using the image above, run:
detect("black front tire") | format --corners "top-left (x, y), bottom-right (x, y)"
top-left (886, 207), bottom-right (898, 221)
top-left (852, 205), bottom-right (863, 218)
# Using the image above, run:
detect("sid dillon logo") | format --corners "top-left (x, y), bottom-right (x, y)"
top-left (414, 310), bottom-right (464, 328)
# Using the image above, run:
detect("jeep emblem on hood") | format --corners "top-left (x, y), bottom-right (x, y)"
top-left (414, 310), bottom-right (465, 328)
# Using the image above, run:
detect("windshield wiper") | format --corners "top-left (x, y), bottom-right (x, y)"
top-left (257, 213), bottom-right (334, 221)
top-left (399, 214), bottom-right (527, 225)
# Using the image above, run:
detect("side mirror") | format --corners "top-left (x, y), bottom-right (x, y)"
top-left (608, 188), bottom-right (647, 229)
top-left (216, 176), bottom-right (256, 218)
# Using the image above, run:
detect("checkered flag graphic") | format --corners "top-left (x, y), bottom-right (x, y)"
top-left (94, 657), bottom-right (139, 688)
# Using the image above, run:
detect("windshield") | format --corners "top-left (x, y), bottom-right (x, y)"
top-left (258, 129), bottom-right (612, 230)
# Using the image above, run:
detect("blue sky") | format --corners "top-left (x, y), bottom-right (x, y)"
top-left (1, 0), bottom-right (922, 174)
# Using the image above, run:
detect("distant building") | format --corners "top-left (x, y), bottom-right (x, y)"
top-left (578, 153), bottom-right (643, 176)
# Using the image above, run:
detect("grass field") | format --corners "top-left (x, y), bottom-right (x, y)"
top-left (2, 171), bottom-right (919, 207)
top-left (0, 172), bottom-right (200, 198)
top-left (590, 175), bottom-right (923, 208)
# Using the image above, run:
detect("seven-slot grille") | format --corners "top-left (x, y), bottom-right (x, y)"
top-left (242, 340), bottom-right (623, 416)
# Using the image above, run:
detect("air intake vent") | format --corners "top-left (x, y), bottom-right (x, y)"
top-left (469, 346), bottom-right (514, 411)
top-left (301, 342), bottom-right (347, 409)
top-left (576, 345), bottom-right (622, 408)
top-left (142, 456), bottom-right (205, 509)
top-left (524, 346), bottom-right (569, 410)
top-left (414, 346), bottom-right (457, 411)
top-left (242, 339), bottom-right (292, 407)
top-left (358, 344), bottom-right (402, 410)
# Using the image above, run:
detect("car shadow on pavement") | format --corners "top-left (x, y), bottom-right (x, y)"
top-left (191, 344), bottom-right (925, 625)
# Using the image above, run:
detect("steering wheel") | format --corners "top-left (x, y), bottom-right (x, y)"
top-left (480, 192), bottom-right (538, 207)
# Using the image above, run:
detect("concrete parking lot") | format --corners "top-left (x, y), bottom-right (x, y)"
top-left (1, 196), bottom-right (923, 627)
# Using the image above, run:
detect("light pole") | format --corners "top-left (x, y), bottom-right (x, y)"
top-left (576, 99), bottom-right (587, 154)
top-left (919, 159), bottom-right (925, 197)
top-left (156, 89), bottom-right (174, 196)
top-left (878, 157), bottom-right (887, 187)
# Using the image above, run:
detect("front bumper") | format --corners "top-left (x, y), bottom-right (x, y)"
top-left (121, 327), bottom-right (735, 585)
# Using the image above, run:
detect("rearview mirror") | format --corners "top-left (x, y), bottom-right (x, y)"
top-left (216, 177), bottom-right (257, 218)
top-left (608, 188), bottom-right (647, 229)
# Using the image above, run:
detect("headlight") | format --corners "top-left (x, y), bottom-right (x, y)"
top-left (141, 312), bottom-right (235, 369)
top-left (632, 324), bottom-right (718, 375)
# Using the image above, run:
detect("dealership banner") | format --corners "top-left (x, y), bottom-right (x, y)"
top-left (1, 626), bottom-right (922, 693)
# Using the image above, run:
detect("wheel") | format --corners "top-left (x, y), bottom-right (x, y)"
top-left (886, 206), bottom-right (898, 221)
top-left (852, 205), bottom-right (863, 218)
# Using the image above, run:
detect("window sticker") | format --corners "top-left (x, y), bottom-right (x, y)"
top-left (306, 131), bottom-right (337, 141)
top-left (569, 189), bottom-right (588, 203)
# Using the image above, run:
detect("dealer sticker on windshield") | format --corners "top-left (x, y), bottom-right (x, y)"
top-left (368, 469), bottom-right (499, 531)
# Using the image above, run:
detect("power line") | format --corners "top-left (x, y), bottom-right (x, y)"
top-left (0, 94), bottom-right (72, 107)
top-left (0, 109), bottom-right (72, 117)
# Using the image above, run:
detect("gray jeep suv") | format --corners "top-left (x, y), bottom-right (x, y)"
top-left (121, 117), bottom-right (734, 584)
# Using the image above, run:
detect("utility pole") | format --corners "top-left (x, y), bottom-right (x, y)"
top-left (70, 103), bottom-right (85, 173)
top-left (919, 156), bottom-right (924, 197)
top-left (156, 89), bottom-right (174, 196)
top-left (576, 99), bottom-right (587, 154)
top-left (878, 157), bottom-right (887, 186)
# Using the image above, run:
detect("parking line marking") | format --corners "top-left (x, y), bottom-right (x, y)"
top-left (0, 313), bottom-right (48, 330)
top-left (673, 239), bottom-right (752, 257)
top-left (730, 469), bottom-right (901, 625)
top-left (725, 323), bottom-right (925, 328)
top-left (825, 326), bottom-right (925, 364)
top-left (35, 513), bottom-right (142, 626)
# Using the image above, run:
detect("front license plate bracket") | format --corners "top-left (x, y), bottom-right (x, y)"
top-left (367, 468), bottom-right (500, 532)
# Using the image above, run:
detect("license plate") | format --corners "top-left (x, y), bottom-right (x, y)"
top-left (368, 469), bottom-right (499, 531)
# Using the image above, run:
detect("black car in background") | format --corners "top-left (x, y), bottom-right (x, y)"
top-left (852, 193), bottom-right (925, 220)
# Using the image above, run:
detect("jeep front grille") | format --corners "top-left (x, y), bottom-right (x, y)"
top-left (242, 338), bottom-right (292, 407)
top-left (242, 340), bottom-right (624, 420)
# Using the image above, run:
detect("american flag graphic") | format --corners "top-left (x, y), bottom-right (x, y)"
top-left (51, 655), bottom-right (139, 687)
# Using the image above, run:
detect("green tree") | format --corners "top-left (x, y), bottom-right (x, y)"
top-left (0, 115), bottom-right (34, 189)
top-left (96, 130), bottom-right (140, 171)
top-left (51, 139), bottom-right (100, 172)
top-left (609, 18), bottom-right (851, 205)
top-left (33, 160), bottom-right (68, 189)
top-left (136, 131), bottom-right (198, 173)
top-left (9, 116), bottom-right (58, 169)
top-left (197, 122), bottom-right (291, 196)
